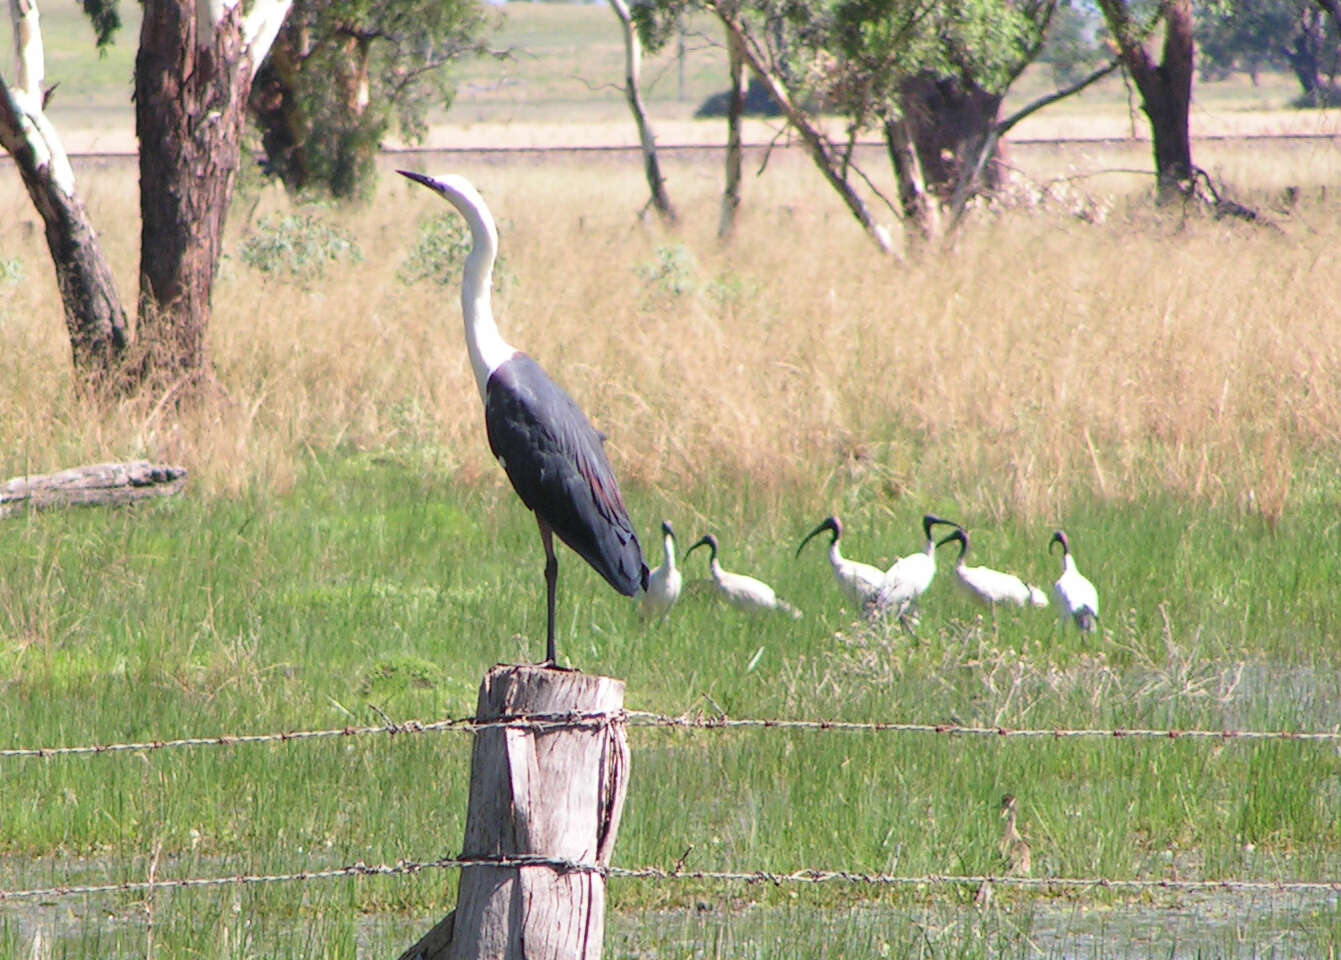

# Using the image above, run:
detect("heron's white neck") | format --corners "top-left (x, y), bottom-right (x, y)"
top-left (440, 178), bottom-right (516, 403)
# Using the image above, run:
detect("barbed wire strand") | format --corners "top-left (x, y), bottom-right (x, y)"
top-left (0, 711), bottom-right (620, 760)
top-left (4, 710), bottom-right (1340, 762)
top-left (2, 854), bottom-right (1339, 904)
top-left (626, 713), bottom-right (1341, 742)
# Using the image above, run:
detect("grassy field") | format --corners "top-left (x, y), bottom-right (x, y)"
top-left (4, 3), bottom-right (1341, 958)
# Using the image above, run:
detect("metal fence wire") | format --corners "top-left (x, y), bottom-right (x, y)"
top-left (4, 709), bottom-right (1341, 760)
top-left (2, 708), bottom-right (1338, 905)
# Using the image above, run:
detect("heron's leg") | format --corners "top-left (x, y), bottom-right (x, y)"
top-left (538, 519), bottom-right (558, 665)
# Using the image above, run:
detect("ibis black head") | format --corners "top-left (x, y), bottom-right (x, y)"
top-left (661, 520), bottom-right (676, 540)
top-left (796, 516), bottom-right (840, 557)
top-left (685, 533), bottom-right (718, 561)
top-left (936, 526), bottom-right (968, 554)
top-left (922, 513), bottom-right (960, 541)
top-left (1049, 530), bottom-right (1071, 555)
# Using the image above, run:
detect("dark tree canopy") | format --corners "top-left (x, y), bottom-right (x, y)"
top-left (249, 0), bottom-right (496, 199)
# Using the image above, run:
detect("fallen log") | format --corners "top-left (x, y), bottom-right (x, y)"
top-left (0, 461), bottom-right (188, 518)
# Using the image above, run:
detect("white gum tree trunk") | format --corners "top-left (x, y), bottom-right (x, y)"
top-left (608, 0), bottom-right (677, 225)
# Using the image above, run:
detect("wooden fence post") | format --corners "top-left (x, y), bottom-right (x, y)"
top-left (399, 663), bottom-right (629, 960)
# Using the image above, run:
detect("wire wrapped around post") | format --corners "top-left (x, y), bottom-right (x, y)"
top-left (399, 664), bottom-right (629, 960)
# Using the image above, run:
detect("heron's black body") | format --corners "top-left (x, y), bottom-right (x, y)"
top-left (485, 353), bottom-right (647, 600)
top-left (396, 168), bottom-right (646, 667)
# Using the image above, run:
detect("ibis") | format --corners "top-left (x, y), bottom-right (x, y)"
top-left (639, 520), bottom-right (683, 620)
top-left (872, 513), bottom-right (961, 621)
top-left (686, 533), bottom-right (802, 618)
top-left (937, 528), bottom-right (1049, 608)
top-left (795, 515), bottom-right (885, 609)
top-left (398, 170), bottom-right (648, 666)
top-left (1049, 530), bottom-right (1099, 632)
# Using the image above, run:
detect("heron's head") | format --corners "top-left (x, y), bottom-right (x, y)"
top-left (796, 516), bottom-right (840, 557)
top-left (397, 170), bottom-right (493, 231)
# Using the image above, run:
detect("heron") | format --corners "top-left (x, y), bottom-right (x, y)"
top-left (1050, 530), bottom-right (1099, 632)
top-left (398, 170), bottom-right (648, 666)
top-left (795, 515), bottom-right (885, 609)
top-left (872, 513), bottom-right (961, 624)
top-left (686, 533), bottom-right (802, 618)
top-left (936, 528), bottom-right (1049, 608)
top-left (639, 520), bottom-right (683, 620)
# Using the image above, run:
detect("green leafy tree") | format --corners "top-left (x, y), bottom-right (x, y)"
top-left (1041, 2), bottom-right (1105, 85)
top-left (249, 0), bottom-right (496, 199)
top-left (1199, 0), bottom-right (1340, 103)
top-left (640, 0), bottom-right (1097, 247)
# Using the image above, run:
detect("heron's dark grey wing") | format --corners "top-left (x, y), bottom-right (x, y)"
top-left (485, 354), bottom-right (648, 596)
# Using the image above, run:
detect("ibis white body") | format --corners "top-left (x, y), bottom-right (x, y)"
top-left (640, 520), bottom-right (683, 619)
top-left (940, 528), bottom-right (1049, 608)
top-left (874, 513), bottom-right (960, 614)
top-left (1050, 530), bottom-right (1098, 631)
top-left (689, 534), bottom-right (802, 618)
top-left (797, 516), bottom-right (885, 608)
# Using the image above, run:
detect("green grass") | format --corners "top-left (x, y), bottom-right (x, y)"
top-left (1, 453), bottom-right (1341, 956)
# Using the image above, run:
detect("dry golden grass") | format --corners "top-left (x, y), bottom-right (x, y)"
top-left (2, 150), bottom-right (1338, 526)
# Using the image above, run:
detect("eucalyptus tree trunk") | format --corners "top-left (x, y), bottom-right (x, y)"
top-left (608, 0), bottom-right (676, 225)
top-left (718, 29), bottom-right (746, 239)
top-left (134, 0), bottom-right (290, 396)
top-left (897, 71), bottom-right (1006, 202)
top-left (0, 0), bottom-right (129, 391)
top-left (881, 111), bottom-right (937, 246)
top-left (1096, 0), bottom-right (1194, 203)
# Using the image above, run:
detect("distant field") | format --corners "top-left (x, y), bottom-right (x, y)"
top-left (33, 0), bottom-right (1341, 151)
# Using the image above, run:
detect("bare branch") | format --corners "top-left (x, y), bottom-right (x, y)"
top-left (996, 56), bottom-right (1123, 140)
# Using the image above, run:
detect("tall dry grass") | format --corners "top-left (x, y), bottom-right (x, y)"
top-left (2, 150), bottom-right (1338, 525)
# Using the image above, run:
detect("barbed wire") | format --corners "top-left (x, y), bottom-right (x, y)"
top-left (3, 709), bottom-right (1339, 762)
top-left (2, 853), bottom-right (1338, 904)
top-left (0, 710), bottom-right (619, 760)
top-left (625, 712), bottom-right (1341, 742)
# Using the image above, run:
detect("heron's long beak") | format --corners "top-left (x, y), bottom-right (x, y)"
top-left (397, 169), bottom-right (439, 191)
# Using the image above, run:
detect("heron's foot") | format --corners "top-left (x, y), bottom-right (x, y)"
top-left (537, 657), bottom-right (578, 672)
